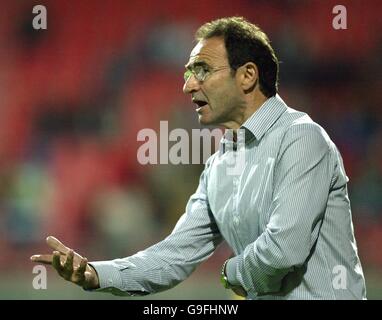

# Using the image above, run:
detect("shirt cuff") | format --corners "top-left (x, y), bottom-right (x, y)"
top-left (88, 261), bottom-right (125, 294)
top-left (225, 256), bottom-right (241, 286)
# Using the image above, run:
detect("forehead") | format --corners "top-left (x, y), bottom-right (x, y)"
top-left (186, 37), bottom-right (228, 67)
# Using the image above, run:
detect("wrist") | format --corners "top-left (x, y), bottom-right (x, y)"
top-left (220, 259), bottom-right (247, 297)
top-left (220, 260), bottom-right (233, 289)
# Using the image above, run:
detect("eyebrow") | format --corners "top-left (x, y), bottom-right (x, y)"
top-left (185, 61), bottom-right (210, 70)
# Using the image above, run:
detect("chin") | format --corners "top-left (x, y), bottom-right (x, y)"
top-left (198, 115), bottom-right (216, 126)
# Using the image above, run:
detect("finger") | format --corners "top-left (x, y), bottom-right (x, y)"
top-left (52, 251), bottom-right (63, 272)
top-left (75, 258), bottom-right (88, 275)
top-left (46, 236), bottom-right (70, 255)
top-left (232, 286), bottom-right (247, 297)
top-left (63, 250), bottom-right (74, 273)
top-left (46, 236), bottom-right (84, 265)
top-left (73, 258), bottom-right (88, 284)
top-left (30, 254), bottom-right (53, 265)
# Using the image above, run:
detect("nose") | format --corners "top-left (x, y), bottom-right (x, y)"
top-left (183, 74), bottom-right (201, 94)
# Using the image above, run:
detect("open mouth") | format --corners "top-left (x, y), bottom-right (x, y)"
top-left (193, 99), bottom-right (208, 109)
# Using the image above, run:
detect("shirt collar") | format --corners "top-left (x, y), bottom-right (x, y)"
top-left (218, 94), bottom-right (287, 154)
top-left (240, 94), bottom-right (287, 143)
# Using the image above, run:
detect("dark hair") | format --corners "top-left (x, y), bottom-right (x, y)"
top-left (195, 17), bottom-right (279, 97)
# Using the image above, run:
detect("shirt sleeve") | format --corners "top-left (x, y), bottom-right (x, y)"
top-left (89, 159), bottom-right (223, 296)
top-left (225, 122), bottom-right (333, 296)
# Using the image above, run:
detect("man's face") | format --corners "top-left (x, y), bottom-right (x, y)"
top-left (183, 37), bottom-right (243, 127)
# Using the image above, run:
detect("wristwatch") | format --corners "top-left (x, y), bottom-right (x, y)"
top-left (220, 260), bottom-right (234, 289)
top-left (220, 259), bottom-right (248, 297)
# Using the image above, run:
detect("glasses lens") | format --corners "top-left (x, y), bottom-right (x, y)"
top-left (184, 66), bottom-right (209, 82)
top-left (184, 69), bottom-right (193, 81)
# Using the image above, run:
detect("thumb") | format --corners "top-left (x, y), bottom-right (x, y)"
top-left (83, 269), bottom-right (100, 290)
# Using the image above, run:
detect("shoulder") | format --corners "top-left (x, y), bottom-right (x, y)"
top-left (276, 107), bottom-right (334, 158)
top-left (284, 108), bottom-right (331, 143)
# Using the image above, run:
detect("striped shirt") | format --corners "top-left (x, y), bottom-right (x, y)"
top-left (90, 94), bottom-right (366, 299)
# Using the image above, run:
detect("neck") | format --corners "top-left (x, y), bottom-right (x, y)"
top-left (221, 93), bottom-right (269, 131)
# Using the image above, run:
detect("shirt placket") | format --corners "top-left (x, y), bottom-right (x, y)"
top-left (231, 151), bottom-right (244, 252)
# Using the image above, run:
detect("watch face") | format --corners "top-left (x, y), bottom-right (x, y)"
top-left (220, 260), bottom-right (231, 289)
top-left (220, 274), bottom-right (231, 289)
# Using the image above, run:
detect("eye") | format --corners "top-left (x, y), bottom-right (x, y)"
top-left (194, 65), bottom-right (210, 81)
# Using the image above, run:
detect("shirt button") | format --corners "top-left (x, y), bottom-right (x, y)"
top-left (233, 216), bottom-right (239, 226)
top-left (108, 279), bottom-right (113, 285)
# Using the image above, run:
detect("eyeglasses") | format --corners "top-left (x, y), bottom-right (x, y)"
top-left (184, 64), bottom-right (230, 83)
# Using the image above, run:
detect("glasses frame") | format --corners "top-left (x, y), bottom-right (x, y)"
top-left (184, 64), bottom-right (231, 83)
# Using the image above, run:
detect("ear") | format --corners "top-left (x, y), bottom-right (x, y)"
top-left (237, 62), bottom-right (258, 92)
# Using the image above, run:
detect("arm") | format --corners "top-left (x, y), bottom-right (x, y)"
top-left (225, 122), bottom-right (332, 296)
top-left (90, 164), bottom-right (223, 296)
top-left (31, 160), bottom-right (223, 296)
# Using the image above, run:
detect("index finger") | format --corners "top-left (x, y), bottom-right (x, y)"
top-left (46, 236), bottom-right (70, 255)
top-left (46, 236), bottom-right (84, 266)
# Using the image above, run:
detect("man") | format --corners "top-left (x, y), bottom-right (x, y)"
top-left (31, 17), bottom-right (366, 299)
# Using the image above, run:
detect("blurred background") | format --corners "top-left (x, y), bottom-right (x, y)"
top-left (0, 0), bottom-right (381, 299)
